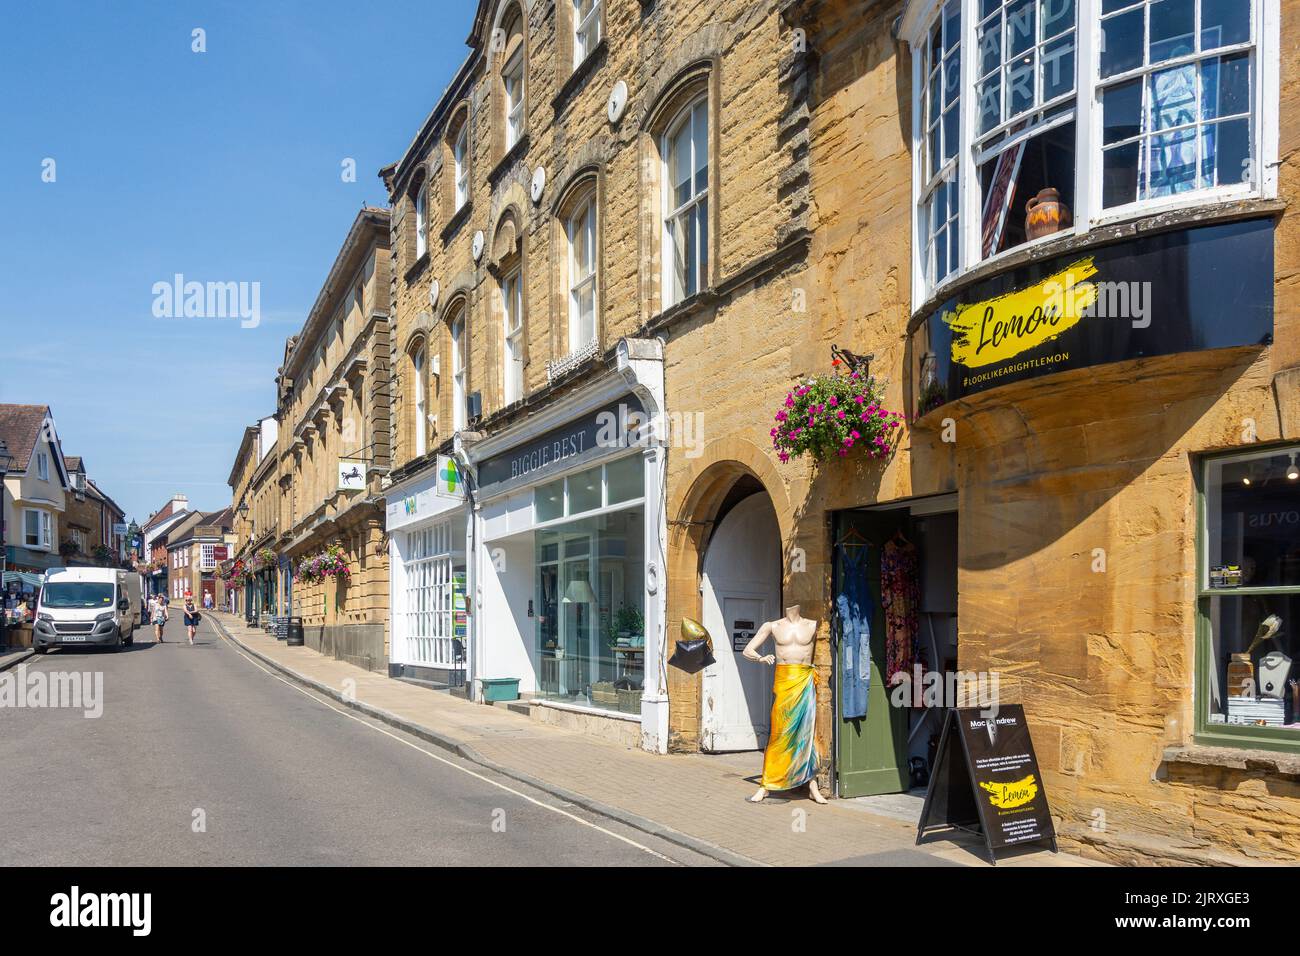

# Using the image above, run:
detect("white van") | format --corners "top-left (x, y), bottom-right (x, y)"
top-left (33, 567), bottom-right (137, 654)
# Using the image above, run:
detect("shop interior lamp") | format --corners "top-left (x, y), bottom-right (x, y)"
top-left (1288, 454), bottom-right (1299, 481)
top-left (562, 578), bottom-right (596, 605)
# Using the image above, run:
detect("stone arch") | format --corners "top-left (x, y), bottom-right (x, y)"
top-left (665, 436), bottom-right (796, 752)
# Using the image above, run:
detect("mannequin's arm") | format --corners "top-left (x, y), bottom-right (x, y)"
top-left (742, 621), bottom-right (776, 665)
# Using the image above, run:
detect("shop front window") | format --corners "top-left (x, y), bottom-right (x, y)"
top-left (535, 509), bottom-right (644, 713)
top-left (532, 453), bottom-right (645, 713)
top-left (1200, 446), bottom-right (1300, 742)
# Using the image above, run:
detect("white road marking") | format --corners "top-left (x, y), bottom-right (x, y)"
top-left (210, 621), bottom-right (677, 864)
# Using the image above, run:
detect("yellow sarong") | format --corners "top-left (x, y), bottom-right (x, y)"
top-left (759, 663), bottom-right (819, 791)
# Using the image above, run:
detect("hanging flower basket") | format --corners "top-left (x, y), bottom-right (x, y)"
top-left (295, 543), bottom-right (351, 584)
top-left (770, 363), bottom-right (903, 464)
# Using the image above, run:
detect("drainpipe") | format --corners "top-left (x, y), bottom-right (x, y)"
top-left (452, 431), bottom-right (483, 699)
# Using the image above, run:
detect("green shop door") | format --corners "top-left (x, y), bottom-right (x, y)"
top-left (834, 510), bottom-right (909, 798)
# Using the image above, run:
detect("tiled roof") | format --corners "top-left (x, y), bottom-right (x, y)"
top-left (0, 404), bottom-right (51, 472)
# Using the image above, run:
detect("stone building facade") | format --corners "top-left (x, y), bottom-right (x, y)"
top-left (227, 417), bottom-right (279, 620)
top-left (274, 208), bottom-right (393, 672)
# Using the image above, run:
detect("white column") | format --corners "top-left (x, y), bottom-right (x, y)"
top-left (639, 444), bottom-right (669, 754)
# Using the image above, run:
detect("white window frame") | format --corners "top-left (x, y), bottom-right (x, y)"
top-left (402, 521), bottom-right (463, 668)
top-left (23, 509), bottom-right (50, 549)
top-left (201, 544), bottom-right (216, 570)
top-left (451, 314), bottom-right (467, 431)
top-left (502, 267), bottom-right (525, 405)
top-left (454, 125), bottom-right (469, 211)
top-left (413, 346), bottom-right (428, 457)
top-left (574, 0), bottom-right (603, 67)
top-left (504, 49), bottom-right (525, 151)
top-left (904, 0), bottom-right (1278, 310)
top-left (567, 194), bottom-right (598, 352)
top-left (415, 185), bottom-right (428, 259)
top-left (661, 96), bottom-right (710, 309)
top-left (36, 451), bottom-right (49, 481)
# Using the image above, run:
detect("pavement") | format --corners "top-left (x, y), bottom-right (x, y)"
top-left (0, 613), bottom-right (720, 866)
top-left (206, 611), bottom-right (1105, 867)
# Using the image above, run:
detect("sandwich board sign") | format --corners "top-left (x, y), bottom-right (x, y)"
top-left (916, 705), bottom-right (1057, 864)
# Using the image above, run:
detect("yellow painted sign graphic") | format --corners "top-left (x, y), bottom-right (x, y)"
top-left (944, 257), bottom-right (1099, 369)
top-left (979, 774), bottom-right (1040, 810)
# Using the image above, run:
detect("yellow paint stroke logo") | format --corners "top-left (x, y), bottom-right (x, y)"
top-left (944, 258), bottom-right (1099, 369)
top-left (979, 774), bottom-right (1039, 810)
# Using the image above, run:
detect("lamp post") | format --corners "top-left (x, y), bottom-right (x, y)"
top-left (0, 439), bottom-right (14, 650)
top-left (237, 500), bottom-right (253, 624)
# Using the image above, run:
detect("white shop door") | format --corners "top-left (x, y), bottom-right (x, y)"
top-left (700, 493), bottom-right (780, 752)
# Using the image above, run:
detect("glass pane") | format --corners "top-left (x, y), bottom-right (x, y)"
top-left (978, 74), bottom-right (1002, 135)
top-left (1208, 116), bottom-right (1250, 188)
top-left (606, 454), bottom-right (644, 504)
top-left (1041, 33), bottom-right (1074, 100)
top-left (1100, 9), bottom-right (1143, 78)
top-left (1006, 58), bottom-right (1035, 116)
top-left (934, 226), bottom-right (949, 280)
top-left (568, 466), bottom-right (602, 514)
top-left (671, 122), bottom-right (692, 207)
top-left (670, 210), bottom-right (688, 302)
top-left (1149, 0), bottom-right (1196, 65)
top-left (1203, 52), bottom-right (1251, 120)
top-left (928, 66), bottom-right (942, 124)
top-left (943, 0), bottom-right (961, 51)
top-left (1101, 0), bottom-right (1134, 10)
top-left (1201, 0), bottom-right (1250, 50)
top-left (536, 478), bottom-right (565, 522)
top-left (928, 123), bottom-right (942, 179)
top-left (1103, 78), bottom-right (1143, 144)
top-left (1040, 0), bottom-right (1074, 39)
top-left (1149, 63), bottom-right (1197, 131)
top-left (1102, 141), bottom-right (1140, 207)
top-left (693, 102), bottom-right (709, 188)
top-left (1204, 594), bottom-right (1300, 731)
top-left (1148, 125), bottom-right (1198, 195)
top-left (978, 20), bottom-right (1001, 76)
top-left (1006, 0), bottom-right (1036, 57)
top-left (1205, 449), bottom-right (1300, 589)
top-left (944, 48), bottom-right (961, 108)
top-left (942, 105), bottom-right (959, 161)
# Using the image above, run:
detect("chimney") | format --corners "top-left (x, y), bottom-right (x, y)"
top-left (172, 494), bottom-right (189, 509)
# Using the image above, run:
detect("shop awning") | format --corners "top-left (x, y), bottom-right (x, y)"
top-left (3, 571), bottom-right (45, 590)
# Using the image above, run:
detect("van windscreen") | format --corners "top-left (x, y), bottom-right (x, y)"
top-left (42, 582), bottom-right (115, 609)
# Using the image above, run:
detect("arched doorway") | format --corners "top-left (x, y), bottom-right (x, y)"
top-left (700, 491), bottom-right (781, 752)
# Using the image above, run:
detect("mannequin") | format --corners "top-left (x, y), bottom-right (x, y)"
top-left (743, 605), bottom-right (827, 804)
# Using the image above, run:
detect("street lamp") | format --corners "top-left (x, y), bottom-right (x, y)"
top-left (0, 439), bottom-right (14, 650)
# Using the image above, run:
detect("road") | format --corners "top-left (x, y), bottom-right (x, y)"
top-left (0, 613), bottom-right (716, 866)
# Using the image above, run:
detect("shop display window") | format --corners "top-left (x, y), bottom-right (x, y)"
top-left (1200, 446), bottom-right (1300, 740)
top-left (535, 509), bottom-right (645, 713)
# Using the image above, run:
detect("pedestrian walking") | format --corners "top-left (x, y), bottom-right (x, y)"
top-left (183, 596), bottom-right (200, 646)
top-left (159, 591), bottom-right (169, 623)
top-left (203, 591), bottom-right (213, 611)
top-left (152, 596), bottom-right (167, 643)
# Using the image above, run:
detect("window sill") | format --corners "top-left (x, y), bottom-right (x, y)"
top-left (552, 38), bottom-right (607, 114)
top-left (910, 196), bottom-right (1286, 330)
top-left (1164, 743), bottom-right (1300, 779)
top-left (403, 252), bottom-right (430, 285)
top-left (488, 133), bottom-right (530, 189)
top-left (643, 287), bottom-right (721, 335)
top-left (439, 201), bottom-right (472, 245)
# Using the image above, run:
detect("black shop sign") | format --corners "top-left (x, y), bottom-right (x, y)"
top-left (917, 705), bottom-right (1057, 864)
top-left (911, 217), bottom-right (1275, 414)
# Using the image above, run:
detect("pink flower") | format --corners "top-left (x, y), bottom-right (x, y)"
top-left (836, 410), bottom-right (846, 420)
top-left (828, 396), bottom-right (838, 407)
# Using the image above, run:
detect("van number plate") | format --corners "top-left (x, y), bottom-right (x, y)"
top-left (60, 636), bottom-right (88, 642)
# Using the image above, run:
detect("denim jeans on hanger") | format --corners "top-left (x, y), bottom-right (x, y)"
top-left (837, 541), bottom-right (872, 720)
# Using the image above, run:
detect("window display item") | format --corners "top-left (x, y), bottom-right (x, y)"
top-left (742, 605), bottom-right (826, 804)
top-left (1226, 614), bottom-right (1283, 697)
top-left (668, 617), bottom-right (716, 674)
top-left (1226, 696), bottom-right (1285, 726)
top-left (1024, 187), bottom-right (1071, 240)
top-left (1257, 651), bottom-right (1292, 700)
top-left (1210, 565), bottom-right (1243, 588)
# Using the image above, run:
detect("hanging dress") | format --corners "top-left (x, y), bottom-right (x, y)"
top-left (880, 537), bottom-right (920, 686)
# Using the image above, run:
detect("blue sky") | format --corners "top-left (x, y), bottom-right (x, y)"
top-left (0, 0), bottom-right (473, 524)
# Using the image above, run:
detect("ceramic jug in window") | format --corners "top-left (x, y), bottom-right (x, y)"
top-left (1025, 187), bottom-right (1072, 240)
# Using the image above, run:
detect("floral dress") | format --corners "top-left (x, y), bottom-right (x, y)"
top-left (880, 537), bottom-right (919, 686)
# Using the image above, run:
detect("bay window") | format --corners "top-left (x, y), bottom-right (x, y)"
top-left (906, 0), bottom-right (1273, 303)
top-left (24, 510), bottom-right (51, 549)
